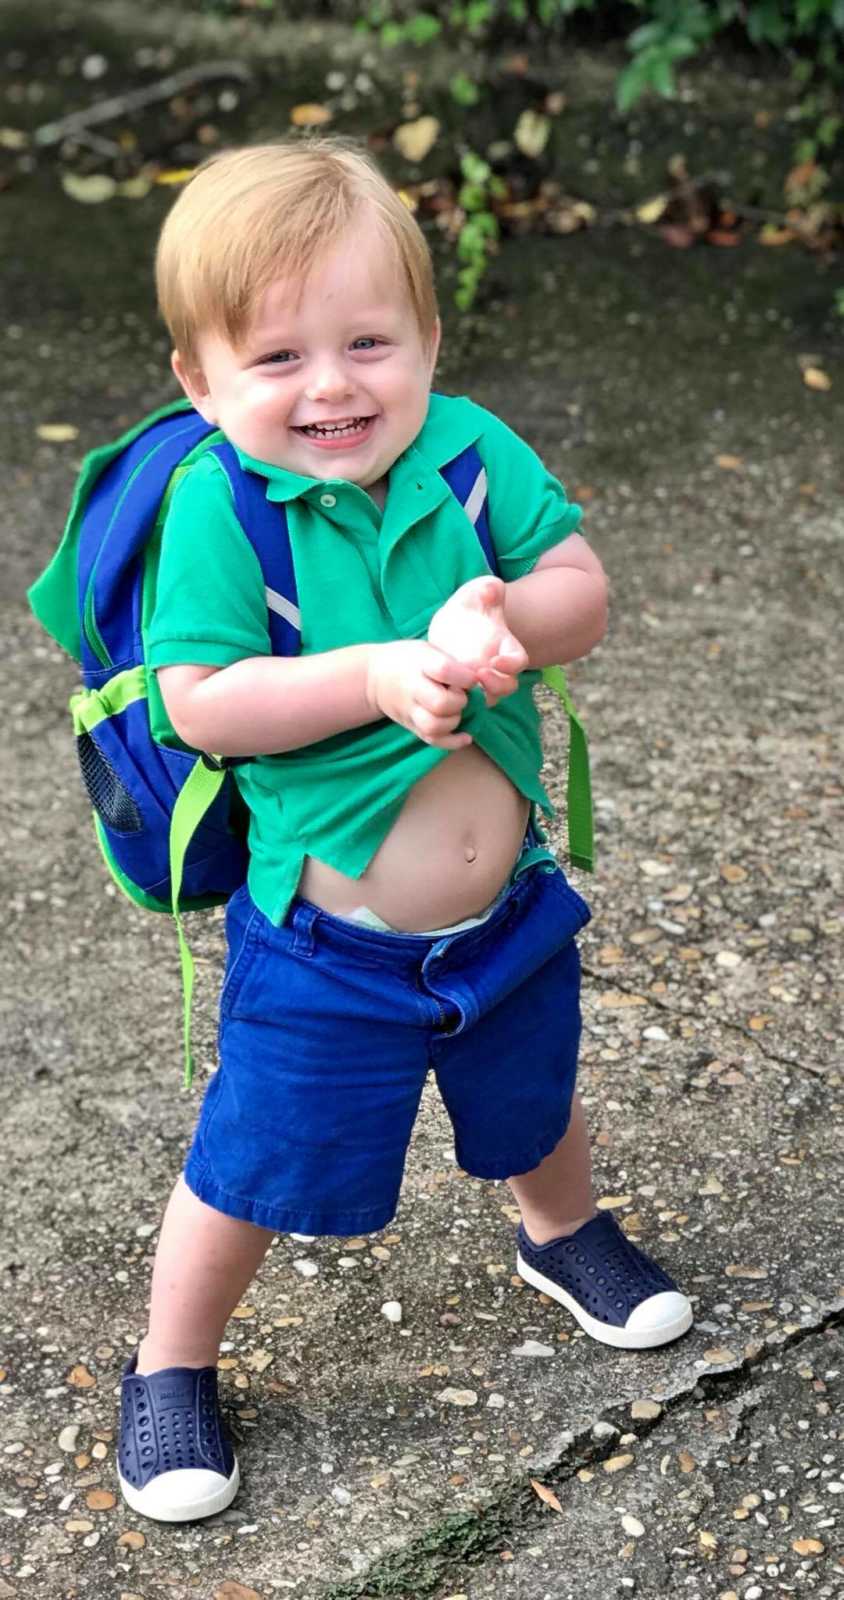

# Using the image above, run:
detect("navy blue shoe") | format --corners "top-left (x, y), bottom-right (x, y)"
top-left (117, 1351), bottom-right (240, 1522)
top-left (516, 1211), bottom-right (693, 1349)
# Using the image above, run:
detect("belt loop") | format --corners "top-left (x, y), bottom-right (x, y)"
top-left (291, 902), bottom-right (318, 957)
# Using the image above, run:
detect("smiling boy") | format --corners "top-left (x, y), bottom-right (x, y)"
top-left (117, 138), bottom-right (692, 1523)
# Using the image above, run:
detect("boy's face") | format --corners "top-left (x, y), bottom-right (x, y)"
top-left (173, 214), bottom-right (440, 492)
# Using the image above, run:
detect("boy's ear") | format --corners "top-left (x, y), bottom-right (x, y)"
top-left (171, 350), bottom-right (217, 423)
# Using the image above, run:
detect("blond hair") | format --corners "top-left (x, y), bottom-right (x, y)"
top-left (155, 138), bottom-right (438, 365)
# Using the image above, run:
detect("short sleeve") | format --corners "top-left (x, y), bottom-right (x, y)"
top-left (146, 454), bottom-right (272, 669)
top-left (474, 407), bottom-right (583, 581)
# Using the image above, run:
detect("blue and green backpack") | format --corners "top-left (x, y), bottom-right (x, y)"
top-left (28, 398), bottom-right (592, 1084)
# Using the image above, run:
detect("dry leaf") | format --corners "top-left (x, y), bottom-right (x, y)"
top-left (36, 423), bottom-right (79, 442)
top-left (759, 224), bottom-right (794, 246)
top-left (748, 1014), bottom-right (772, 1031)
top-left (117, 1531), bottom-right (146, 1549)
top-left (67, 1364), bottom-right (96, 1389)
top-left (231, 1303), bottom-right (256, 1319)
top-left (597, 992), bottom-right (647, 1009)
top-left (290, 103), bottom-right (332, 128)
top-left (62, 173), bottom-right (117, 204)
top-left (214, 1585), bottom-right (264, 1600)
top-left (244, 1349), bottom-right (273, 1373)
top-left (603, 1453), bottom-right (634, 1473)
top-left (703, 1347), bottom-right (736, 1365)
top-left (792, 1537), bottom-right (824, 1556)
top-left (514, 109), bottom-right (550, 159)
top-left (699, 1529), bottom-right (718, 1551)
top-left (636, 195), bottom-right (668, 225)
top-left (393, 115), bottom-right (440, 162)
top-left (715, 456), bottom-right (744, 473)
top-left (677, 1450), bottom-right (696, 1473)
top-left (725, 1264), bottom-right (767, 1279)
top-left (803, 366), bottom-right (831, 391)
top-left (154, 168), bottom-right (195, 185)
top-left (597, 1194), bottom-right (633, 1209)
top-left (530, 1478), bottom-right (563, 1513)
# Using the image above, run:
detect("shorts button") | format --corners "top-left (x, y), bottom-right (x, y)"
top-left (320, 492), bottom-right (337, 508)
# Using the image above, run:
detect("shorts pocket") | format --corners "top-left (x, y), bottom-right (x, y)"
top-left (219, 901), bottom-right (264, 1022)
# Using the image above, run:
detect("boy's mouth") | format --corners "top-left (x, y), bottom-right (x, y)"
top-left (294, 416), bottom-right (375, 441)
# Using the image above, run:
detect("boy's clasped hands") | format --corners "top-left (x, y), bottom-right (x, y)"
top-left (366, 575), bottom-right (529, 751)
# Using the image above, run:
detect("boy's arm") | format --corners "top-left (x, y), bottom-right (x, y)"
top-left (157, 642), bottom-right (480, 758)
top-left (503, 533), bottom-right (608, 667)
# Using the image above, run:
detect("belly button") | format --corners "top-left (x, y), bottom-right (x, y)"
top-left (464, 843), bottom-right (477, 863)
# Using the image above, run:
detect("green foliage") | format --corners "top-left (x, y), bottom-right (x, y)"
top-left (454, 151), bottom-right (505, 308)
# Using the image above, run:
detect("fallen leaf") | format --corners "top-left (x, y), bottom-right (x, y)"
top-left (85, 1489), bottom-right (116, 1511)
top-left (660, 224), bottom-right (695, 249)
top-left (792, 1537), bottom-right (824, 1556)
top-left (214, 1584), bottom-right (264, 1600)
top-left (603, 1453), bottom-right (634, 1473)
top-left (677, 1449), bottom-right (696, 1473)
top-left (715, 456), bottom-right (744, 472)
top-left (725, 1264), bottom-right (768, 1280)
top-left (748, 1014), bottom-right (772, 1031)
top-left (699, 1529), bottom-right (718, 1551)
top-left (231, 1303), bottom-right (256, 1319)
top-left (530, 1478), bottom-right (563, 1512)
top-left (514, 109), bottom-right (550, 158)
top-left (636, 195), bottom-right (668, 225)
top-left (117, 1531), bottom-right (146, 1549)
top-left (154, 168), bottom-right (195, 185)
top-left (67, 1364), bottom-right (96, 1389)
top-left (597, 1194), bottom-right (633, 1209)
top-left (116, 175), bottom-right (153, 200)
top-left (720, 861), bottom-right (747, 880)
top-left (698, 1175), bottom-right (725, 1196)
top-left (36, 423), bottom-right (79, 442)
top-left (61, 173), bottom-right (117, 204)
top-left (703, 1347), bottom-right (737, 1365)
top-left (65, 1518), bottom-right (95, 1533)
top-left (803, 366), bottom-right (831, 391)
top-left (290, 103), bottom-right (332, 127)
top-left (759, 224), bottom-right (795, 246)
top-left (393, 115), bottom-right (440, 162)
top-left (597, 992), bottom-right (647, 1009)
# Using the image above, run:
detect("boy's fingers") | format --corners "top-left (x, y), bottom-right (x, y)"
top-left (423, 646), bottom-right (479, 690)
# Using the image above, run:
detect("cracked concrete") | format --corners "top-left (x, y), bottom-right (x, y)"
top-left (2, 5), bottom-right (843, 1598)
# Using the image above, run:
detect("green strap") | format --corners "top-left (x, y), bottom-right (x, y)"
top-left (69, 666), bottom-right (148, 733)
top-left (541, 665), bottom-right (594, 874)
top-left (168, 758), bottom-right (228, 1087)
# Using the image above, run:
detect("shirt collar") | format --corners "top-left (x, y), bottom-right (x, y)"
top-left (233, 392), bottom-right (484, 504)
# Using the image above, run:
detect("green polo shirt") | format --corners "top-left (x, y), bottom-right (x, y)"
top-left (146, 392), bottom-right (582, 923)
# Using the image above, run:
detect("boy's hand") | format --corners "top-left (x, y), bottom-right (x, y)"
top-left (366, 640), bottom-right (479, 750)
top-left (427, 576), bottom-right (529, 706)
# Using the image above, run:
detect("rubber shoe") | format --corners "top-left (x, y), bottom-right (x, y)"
top-left (516, 1211), bottom-right (693, 1350)
top-left (117, 1351), bottom-right (240, 1522)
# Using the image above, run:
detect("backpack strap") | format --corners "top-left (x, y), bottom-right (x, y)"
top-left (208, 441), bottom-right (302, 655)
top-left (441, 441), bottom-right (594, 874)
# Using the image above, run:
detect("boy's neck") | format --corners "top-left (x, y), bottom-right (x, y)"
top-left (367, 476), bottom-right (388, 512)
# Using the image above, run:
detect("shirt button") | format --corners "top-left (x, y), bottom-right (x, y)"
top-left (320, 492), bottom-right (337, 508)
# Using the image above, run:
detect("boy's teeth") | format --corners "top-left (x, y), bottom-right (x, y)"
top-left (301, 418), bottom-right (368, 437)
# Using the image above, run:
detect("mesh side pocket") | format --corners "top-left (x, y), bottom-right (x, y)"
top-left (76, 732), bottom-right (143, 833)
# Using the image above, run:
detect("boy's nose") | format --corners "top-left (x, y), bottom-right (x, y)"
top-left (305, 362), bottom-right (355, 403)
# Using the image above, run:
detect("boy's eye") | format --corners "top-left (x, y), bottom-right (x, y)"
top-left (261, 350), bottom-right (297, 365)
top-left (351, 337), bottom-right (379, 350)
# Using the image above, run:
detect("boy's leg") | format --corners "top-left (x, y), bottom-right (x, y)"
top-left (505, 1091), bottom-right (595, 1242)
top-left (137, 1175), bottom-right (274, 1374)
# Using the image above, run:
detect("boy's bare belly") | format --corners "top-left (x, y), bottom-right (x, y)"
top-left (298, 745), bottom-right (530, 932)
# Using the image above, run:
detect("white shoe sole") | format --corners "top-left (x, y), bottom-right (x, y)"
top-left (118, 1458), bottom-right (240, 1522)
top-left (516, 1254), bottom-right (693, 1350)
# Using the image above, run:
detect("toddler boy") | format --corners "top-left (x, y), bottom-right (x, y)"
top-left (117, 139), bottom-right (692, 1523)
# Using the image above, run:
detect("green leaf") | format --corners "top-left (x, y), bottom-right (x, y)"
top-left (450, 70), bottom-right (481, 105)
top-left (406, 11), bottom-right (442, 44)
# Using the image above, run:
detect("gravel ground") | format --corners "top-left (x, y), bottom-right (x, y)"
top-left (1, 7), bottom-right (843, 1599)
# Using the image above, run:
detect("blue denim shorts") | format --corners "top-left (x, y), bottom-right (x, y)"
top-left (183, 862), bottom-right (591, 1237)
